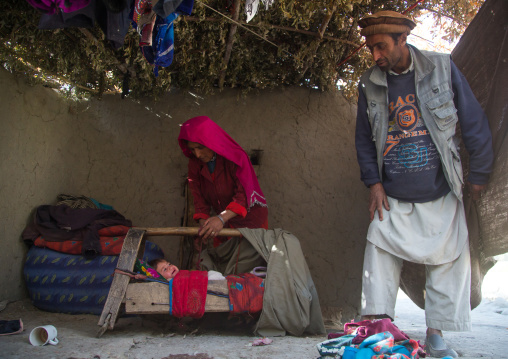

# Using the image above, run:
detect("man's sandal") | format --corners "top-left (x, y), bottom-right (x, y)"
top-left (425, 334), bottom-right (458, 358)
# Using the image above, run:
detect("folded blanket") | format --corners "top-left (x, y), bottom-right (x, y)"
top-left (23, 204), bottom-right (132, 258)
top-left (33, 225), bottom-right (129, 255)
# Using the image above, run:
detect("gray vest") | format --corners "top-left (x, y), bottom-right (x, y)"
top-left (359, 45), bottom-right (464, 201)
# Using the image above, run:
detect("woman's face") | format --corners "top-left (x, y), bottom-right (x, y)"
top-left (187, 141), bottom-right (215, 163)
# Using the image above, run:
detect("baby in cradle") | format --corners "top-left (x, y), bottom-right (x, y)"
top-left (149, 258), bottom-right (179, 279)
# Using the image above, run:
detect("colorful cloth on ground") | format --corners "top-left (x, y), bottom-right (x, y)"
top-left (33, 225), bottom-right (129, 255)
top-left (170, 270), bottom-right (208, 318)
top-left (317, 332), bottom-right (419, 359)
top-left (359, 332), bottom-right (419, 359)
top-left (178, 116), bottom-right (267, 209)
top-left (316, 334), bottom-right (356, 357)
top-left (226, 273), bottom-right (264, 314)
top-left (347, 318), bottom-right (410, 344)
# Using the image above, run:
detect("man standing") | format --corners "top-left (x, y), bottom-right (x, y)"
top-left (354, 11), bottom-right (493, 358)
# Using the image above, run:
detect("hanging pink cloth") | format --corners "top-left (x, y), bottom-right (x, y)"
top-left (178, 116), bottom-right (267, 209)
top-left (26, 0), bottom-right (91, 14)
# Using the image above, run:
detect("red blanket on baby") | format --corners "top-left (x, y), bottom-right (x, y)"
top-left (171, 270), bottom-right (208, 318)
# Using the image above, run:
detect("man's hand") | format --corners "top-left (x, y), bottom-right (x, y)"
top-left (369, 182), bottom-right (390, 222)
top-left (468, 182), bottom-right (487, 201)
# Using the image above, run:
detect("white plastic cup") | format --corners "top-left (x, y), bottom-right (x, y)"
top-left (29, 325), bottom-right (59, 346)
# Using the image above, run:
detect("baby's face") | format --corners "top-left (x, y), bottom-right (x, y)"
top-left (156, 260), bottom-right (179, 279)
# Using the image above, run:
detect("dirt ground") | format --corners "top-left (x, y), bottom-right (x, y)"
top-left (0, 299), bottom-right (325, 359)
top-left (1, 294), bottom-right (507, 359)
top-left (1, 259), bottom-right (507, 359)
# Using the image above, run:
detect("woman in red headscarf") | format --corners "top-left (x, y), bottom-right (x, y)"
top-left (178, 116), bottom-right (268, 274)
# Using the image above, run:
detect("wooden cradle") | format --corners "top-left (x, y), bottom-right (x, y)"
top-left (97, 227), bottom-right (243, 337)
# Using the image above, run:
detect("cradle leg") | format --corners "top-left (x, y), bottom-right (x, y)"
top-left (96, 313), bottom-right (111, 338)
top-left (97, 228), bottom-right (146, 336)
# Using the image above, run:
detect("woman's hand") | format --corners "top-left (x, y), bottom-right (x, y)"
top-left (198, 216), bottom-right (224, 241)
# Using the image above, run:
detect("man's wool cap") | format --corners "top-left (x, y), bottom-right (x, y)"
top-left (358, 10), bottom-right (416, 36)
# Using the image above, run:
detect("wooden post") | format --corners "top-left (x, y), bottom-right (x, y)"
top-left (137, 227), bottom-right (242, 237)
top-left (297, 6), bottom-right (336, 83)
top-left (97, 228), bottom-right (146, 336)
top-left (218, 0), bottom-right (241, 89)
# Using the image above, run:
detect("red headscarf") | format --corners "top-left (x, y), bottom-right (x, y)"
top-left (178, 116), bottom-right (267, 208)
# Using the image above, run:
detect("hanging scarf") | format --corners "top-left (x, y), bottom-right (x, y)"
top-left (178, 116), bottom-right (267, 209)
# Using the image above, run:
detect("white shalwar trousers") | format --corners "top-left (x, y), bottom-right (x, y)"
top-left (361, 193), bottom-right (472, 332)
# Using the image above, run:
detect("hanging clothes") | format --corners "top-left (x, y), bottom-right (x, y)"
top-left (35, 0), bottom-right (133, 49)
top-left (245, 0), bottom-right (275, 23)
top-left (152, 0), bottom-right (186, 18)
top-left (136, 0), bottom-right (194, 75)
top-left (27, 0), bottom-right (91, 15)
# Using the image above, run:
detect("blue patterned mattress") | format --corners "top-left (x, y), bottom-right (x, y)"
top-left (24, 241), bottom-right (164, 315)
